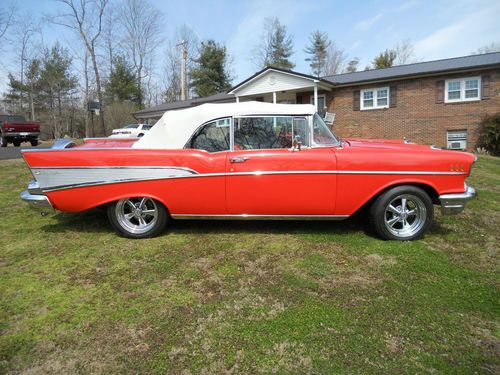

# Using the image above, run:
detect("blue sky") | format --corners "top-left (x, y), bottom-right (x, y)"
top-left (2, 0), bottom-right (500, 85)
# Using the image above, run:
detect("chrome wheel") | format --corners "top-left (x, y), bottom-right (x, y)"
top-left (384, 194), bottom-right (427, 239)
top-left (115, 197), bottom-right (158, 235)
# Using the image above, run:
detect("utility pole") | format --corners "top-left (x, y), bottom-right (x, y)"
top-left (177, 40), bottom-right (187, 101)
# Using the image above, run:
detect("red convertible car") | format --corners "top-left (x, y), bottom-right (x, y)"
top-left (20, 102), bottom-right (476, 240)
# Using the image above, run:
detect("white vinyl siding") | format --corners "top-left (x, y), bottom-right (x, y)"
top-left (360, 87), bottom-right (390, 110)
top-left (445, 77), bottom-right (481, 103)
top-left (233, 70), bottom-right (319, 96)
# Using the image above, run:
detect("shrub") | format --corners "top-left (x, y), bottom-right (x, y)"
top-left (478, 113), bottom-right (500, 156)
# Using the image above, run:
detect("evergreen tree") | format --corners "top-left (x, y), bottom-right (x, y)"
top-left (260, 17), bottom-right (295, 70)
top-left (372, 49), bottom-right (397, 69)
top-left (105, 55), bottom-right (141, 103)
top-left (190, 40), bottom-right (232, 97)
top-left (38, 43), bottom-right (78, 137)
top-left (345, 58), bottom-right (359, 73)
top-left (304, 31), bottom-right (331, 76)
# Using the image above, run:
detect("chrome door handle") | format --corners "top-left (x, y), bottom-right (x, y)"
top-left (230, 157), bottom-right (249, 163)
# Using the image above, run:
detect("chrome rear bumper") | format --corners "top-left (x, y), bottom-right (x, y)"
top-left (439, 185), bottom-right (476, 215)
top-left (20, 181), bottom-right (54, 214)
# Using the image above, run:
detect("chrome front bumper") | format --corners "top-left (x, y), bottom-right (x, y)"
top-left (4, 132), bottom-right (40, 137)
top-left (439, 185), bottom-right (476, 215)
top-left (20, 180), bottom-right (54, 214)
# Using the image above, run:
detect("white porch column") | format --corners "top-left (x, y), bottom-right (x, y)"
top-left (235, 96), bottom-right (239, 103)
top-left (313, 83), bottom-right (318, 112)
top-left (273, 91), bottom-right (277, 104)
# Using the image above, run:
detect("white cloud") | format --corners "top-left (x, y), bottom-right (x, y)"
top-left (355, 12), bottom-right (383, 32)
top-left (414, 4), bottom-right (500, 59)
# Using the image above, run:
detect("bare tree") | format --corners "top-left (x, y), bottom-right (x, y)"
top-left (393, 39), bottom-right (416, 65)
top-left (473, 41), bottom-right (500, 54)
top-left (324, 43), bottom-right (347, 76)
top-left (10, 12), bottom-right (40, 114)
top-left (0, 4), bottom-right (15, 42)
top-left (103, 5), bottom-right (119, 75)
top-left (118, 0), bottom-right (163, 106)
top-left (52, 0), bottom-right (108, 137)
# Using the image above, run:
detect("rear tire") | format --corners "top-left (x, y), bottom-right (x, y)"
top-left (138, 133), bottom-right (144, 137)
top-left (107, 197), bottom-right (169, 238)
top-left (370, 185), bottom-right (433, 241)
top-left (13, 140), bottom-right (21, 147)
top-left (30, 139), bottom-right (39, 147)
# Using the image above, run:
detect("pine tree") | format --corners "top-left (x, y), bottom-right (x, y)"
top-left (105, 55), bottom-right (141, 103)
top-left (304, 31), bottom-right (331, 76)
top-left (372, 49), bottom-right (397, 69)
top-left (38, 43), bottom-right (78, 137)
top-left (345, 58), bottom-right (359, 73)
top-left (190, 40), bottom-right (232, 97)
top-left (254, 17), bottom-right (295, 70)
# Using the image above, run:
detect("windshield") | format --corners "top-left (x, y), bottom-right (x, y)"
top-left (312, 113), bottom-right (339, 146)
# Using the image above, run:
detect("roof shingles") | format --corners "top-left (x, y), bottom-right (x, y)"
top-left (323, 52), bottom-right (500, 85)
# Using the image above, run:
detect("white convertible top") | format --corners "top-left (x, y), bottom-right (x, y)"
top-left (133, 101), bottom-right (316, 149)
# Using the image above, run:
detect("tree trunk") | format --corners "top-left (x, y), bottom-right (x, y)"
top-left (84, 49), bottom-right (92, 138)
top-left (89, 47), bottom-right (106, 136)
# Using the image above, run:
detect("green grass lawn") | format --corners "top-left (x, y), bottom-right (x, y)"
top-left (1, 156), bottom-right (498, 374)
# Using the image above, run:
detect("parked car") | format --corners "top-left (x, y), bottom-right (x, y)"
top-left (20, 102), bottom-right (476, 240)
top-left (109, 123), bottom-right (152, 138)
top-left (0, 115), bottom-right (40, 147)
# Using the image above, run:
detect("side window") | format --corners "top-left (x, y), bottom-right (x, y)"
top-left (189, 118), bottom-right (230, 152)
top-left (142, 125), bottom-right (152, 131)
top-left (234, 116), bottom-right (308, 150)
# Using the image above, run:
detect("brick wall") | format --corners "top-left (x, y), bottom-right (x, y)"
top-left (326, 68), bottom-right (500, 150)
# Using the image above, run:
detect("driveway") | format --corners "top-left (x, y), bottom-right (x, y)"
top-left (0, 144), bottom-right (49, 160)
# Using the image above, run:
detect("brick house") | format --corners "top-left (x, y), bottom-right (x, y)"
top-left (134, 52), bottom-right (500, 151)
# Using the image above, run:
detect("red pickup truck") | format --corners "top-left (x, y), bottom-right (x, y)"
top-left (0, 115), bottom-right (40, 147)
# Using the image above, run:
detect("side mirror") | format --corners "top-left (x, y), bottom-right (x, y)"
top-left (293, 135), bottom-right (302, 151)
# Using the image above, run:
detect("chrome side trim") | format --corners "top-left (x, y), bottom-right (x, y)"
top-left (30, 166), bottom-right (467, 193)
top-left (32, 166), bottom-right (198, 192)
top-left (51, 139), bottom-right (76, 149)
top-left (171, 214), bottom-right (349, 220)
top-left (439, 185), bottom-right (476, 215)
top-left (28, 180), bottom-right (43, 195)
top-left (21, 147), bottom-right (136, 152)
top-left (338, 170), bottom-right (465, 175)
top-left (20, 190), bottom-right (54, 213)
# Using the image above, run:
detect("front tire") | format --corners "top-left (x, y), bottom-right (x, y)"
top-left (30, 139), bottom-right (39, 146)
top-left (13, 140), bottom-right (21, 147)
top-left (370, 186), bottom-right (433, 240)
top-left (107, 197), bottom-right (169, 238)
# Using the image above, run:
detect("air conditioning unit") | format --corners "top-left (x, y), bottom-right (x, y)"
top-left (447, 140), bottom-right (466, 150)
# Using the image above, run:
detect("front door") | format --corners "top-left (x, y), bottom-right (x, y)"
top-left (226, 115), bottom-right (337, 215)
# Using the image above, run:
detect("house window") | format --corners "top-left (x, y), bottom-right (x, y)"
top-left (446, 130), bottom-right (467, 150)
top-left (445, 77), bottom-right (481, 103)
top-left (360, 87), bottom-right (389, 110)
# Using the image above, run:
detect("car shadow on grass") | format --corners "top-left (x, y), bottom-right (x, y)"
top-left (41, 208), bottom-right (374, 238)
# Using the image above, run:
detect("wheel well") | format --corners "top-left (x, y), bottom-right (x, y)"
top-left (356, 183), bottom-right (440, 215)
